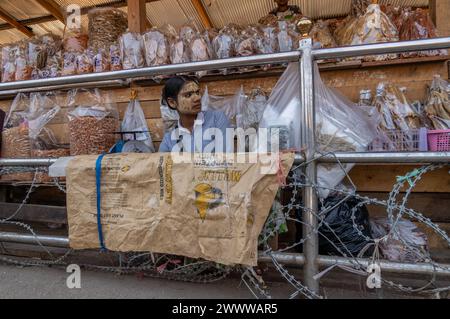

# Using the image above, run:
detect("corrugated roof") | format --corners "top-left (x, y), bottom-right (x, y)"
top-left (0, 0), bottom-right (432, 44)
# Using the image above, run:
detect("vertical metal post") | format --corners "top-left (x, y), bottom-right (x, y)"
top-left (299, 38), bottom-right (320, 293)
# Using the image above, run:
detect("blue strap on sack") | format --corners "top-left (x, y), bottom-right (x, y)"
top-left (95, 153), bottom-right (107, 252)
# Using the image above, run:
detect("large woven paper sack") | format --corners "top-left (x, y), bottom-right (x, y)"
top-left (66, 153), bottom-right (294, 266)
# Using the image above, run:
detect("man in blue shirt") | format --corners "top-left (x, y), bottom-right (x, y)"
top-left (159, 76), bottom-right (233, 153)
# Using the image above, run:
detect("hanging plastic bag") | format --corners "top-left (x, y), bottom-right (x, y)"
top-left (67, 88), bottom-right (119, 155)
top-left (212, 27), bottom-right (236, 75)
top-left (2, 93), bottom-right (32, 181)
top-left (318, 196), bottom-right (374, 257)
top-left (370, 218), bottom-right (429, 263)
top-left (315, 65), bottom-right (378, 198)
top-left (28, 92), bottom-right (70, 183)
top-left (121, 93), bottom-right (155, 152)
top-left (120, 32), bottom-right (146, 70)
top-left (201, 86), bottom-right (244, 128)
top-left (237, 88), bottom-right (268, 130)
top-left (160, 103), bottom-right (179, 134)
top-left (425, 75), bottom-right (450, 129)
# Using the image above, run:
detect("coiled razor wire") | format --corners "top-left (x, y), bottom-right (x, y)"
top-left (0, 161), bottom-right (450, 299)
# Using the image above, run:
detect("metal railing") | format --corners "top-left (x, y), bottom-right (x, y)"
top-left (1, 37), bottom-right (450, 294)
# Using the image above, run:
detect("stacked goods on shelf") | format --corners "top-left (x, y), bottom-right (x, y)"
top-left (120, 32), bottom-right (146, 70)
top-left (425, 75), bottom-right (450, 130)
top-left (63, 24), bottom-right (90, 76)
top-left (88, 7), bottom-right (128, 73)
top-left (67, 88), bottom-right (119, 156)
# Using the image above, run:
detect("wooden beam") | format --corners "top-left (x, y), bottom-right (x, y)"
top-left (0, 8), bottom-right (34, 37)
top-left (127, 0), bottom-right (148, 33)
top-left (191, 0), bottom-right (213, 29)
top-left (35, 0), bottom-right (65, 24)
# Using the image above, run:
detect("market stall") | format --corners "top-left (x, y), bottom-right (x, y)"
top-left (0, 0), bottom-right (449, 298)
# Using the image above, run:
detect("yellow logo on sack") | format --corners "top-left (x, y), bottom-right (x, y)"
top-left (194, 184), bottom-right (224, 221)
top-left (121, 165), bottom-right (131, 173)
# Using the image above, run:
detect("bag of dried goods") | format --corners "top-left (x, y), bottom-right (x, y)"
top-left (190, 32), bottom-right (211, 78)
top-left (399, 8), bottom-right (447, 58)
top-left (201, 86), bottom-right (244, 128)
top-left (63, 26), bottom-right (88, 53)
top-left (67, 88), bottom-right (119, 155)
top-left (160, 103), bottom-right (179, 134)
top-left (110, 43), bottom-right (122, 71)
top-left (143, 28), bottom-right (170, 67)
top-left (276, 21), bottom-right (293, 53)
top-left (2, 93), bottom-right (32, 181)
top-left (212, 27), bottom-right (236, 75)
top-left (92, 48), bottom-right (111, 73)
top-left (237, 88), bottom-right (268, 131)
top-left (315, 65), bottom-right (377, 198)
top-left (28, 92), bottom-right (70, 183)
top-left (88, 7), bottom-right (128, 53)
top-left (337, 3), bottom-right (399, 61)
top-left (425, 75), bottom-right (450, 130)
top-left (120, 32), bottom-right (146, 70)
top-left (35, 34), bottom-right (63, 79)
top-left (121, 94), bottom-right (155, 152)
top-left (2, 45), bottom-right (16, 83)
top-left (310, 20), bottom-right (337, 49)
top-left (63, 52), bottom-right (77, 76)
top-left (76, 50), bottom-right (94, 75)
top-left (15, 41), bottom-right (32, 81)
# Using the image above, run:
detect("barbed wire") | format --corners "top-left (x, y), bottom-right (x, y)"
top-left (0, 159), bottom-right (449, 299)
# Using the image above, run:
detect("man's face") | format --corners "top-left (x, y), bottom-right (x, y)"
top-left (176, 81), bottom-right (202, 115)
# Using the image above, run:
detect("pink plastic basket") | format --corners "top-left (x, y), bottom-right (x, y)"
top-left (368, 128), bottom-right (428, 152)
top-left (427, 130), bottom-right (450, 152)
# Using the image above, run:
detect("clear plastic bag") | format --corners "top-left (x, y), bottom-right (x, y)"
top-left (76, 50), bottom-right (94, 74)
top-left (110, 43), bottom-right (122, 71)
top-left (67, 88), bottom-right (119, 155)
top-left (276, 21), bottom-right (293, 53)
top-left (160, 103), bottom-right (179, 134)
top-left (88, 7), bottom-right (128, 53)
top-left (2, 45), bottom-right (16, 83)
top-left (2, 93), bottom-right (32, 180)
top-left (63, 27), bottom-right (89, 53)
top-left (425, 75), bottom-right (450, 129)
top-left (92, 48), bottom-right (111, 73)
top-left (201, 86), bottom-right (243, 127)
top-left (236, 88), bottom-right (268, 130)
top-left (121, 97), bottom-right (155, 152)
top-left (399, 8), bottom-right (447, 58)
top-left (120, 32), bottom-right (146, 70)
top-left (190, 33), bottom-right (211, 78)
top-left (63, 52), bottom-right (77, 76)
top-left (315, 65), bottom-right (378, 198)
top-left (370, 218), bottom-right (429, 263)
top-left (212, 27), bottom-right (236, 75)
top-left (143, 28), bottom-right (170, 67)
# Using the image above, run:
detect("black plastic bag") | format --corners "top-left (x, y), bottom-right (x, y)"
top-left (295, 196), bottom-right (373, 257)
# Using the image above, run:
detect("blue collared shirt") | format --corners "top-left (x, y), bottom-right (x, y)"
top-left (158, 111), bottom-right (232, 153)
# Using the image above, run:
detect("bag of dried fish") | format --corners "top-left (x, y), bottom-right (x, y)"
top-left (63, 26), bottom-right (88, 53)
top-left (88, 7), bottom-right (128, 52)
top-left (399, 8), bottom-right (447, 58)
top-left (212, 26), bottom-right (236, 74)
top-left (425, 75), bottom-right (450, 130)
top-left (110, 43), bottom-right (122, 71)
top-left (237, 88), bottom-right (268, 131)
top-left (310, 20), bottom-right (337, 49)
top-left (15, 41), bottom-right (32, 81)
top-left (190, 32), bottom-right (211, 78)
top-left (119, 32), bottom-right (146, 70)
top-left (76, 50), bottom-right (94, 75)
top-left (337, 4), bottom-right (399, 61)
top-left (143, 28), bottom-right (170, 67)
top-left (276, 21), bottom-right (294, 53)
top-left (67, 88), bottom-right (119, 156)
top-left (1, 45), bottom-right (16, 83)
top-left (63, 52), bottom-right (77, 76)
top-left (92, 48), bottom-right (111, 73)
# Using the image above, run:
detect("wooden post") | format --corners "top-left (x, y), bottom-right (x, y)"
top-left (430, 0), bottom-right (450, 37)
top-left (127, 0), bottom-right (148, 32)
